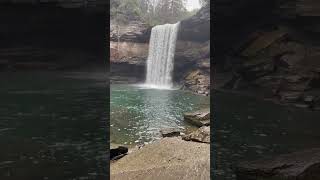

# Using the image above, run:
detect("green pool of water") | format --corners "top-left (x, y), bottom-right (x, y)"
top-left (0, 71), bottom-right (108, 179)
top-left (110, 84), bottom-right (210, 146)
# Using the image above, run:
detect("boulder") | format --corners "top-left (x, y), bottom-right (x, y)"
top-left (182, 126), bottom-right (210, 143)
top-left (185, 70), bottom-right (201, 80)
top-left (236, 148), bottom-right (320, 180)
top-left (160, 128), bottom-right (182, 138)
top-left (184, 108), bottom-right (210, 127)
top-left (183, 69), bottom-right (210, 96)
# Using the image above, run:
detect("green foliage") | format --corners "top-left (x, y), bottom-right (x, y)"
top-left (111, 0), bottom-right (142, 25)
top-left (199, 0), bottom-right (210, 7)
top-left (111, 0), bottom-right (198, 26)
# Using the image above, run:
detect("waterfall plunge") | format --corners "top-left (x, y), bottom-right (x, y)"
top-left (145, 22), bottom-right (180, 89)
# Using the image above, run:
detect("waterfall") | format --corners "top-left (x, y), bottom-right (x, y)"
top-left (145, 22), bottom-right (180, 89)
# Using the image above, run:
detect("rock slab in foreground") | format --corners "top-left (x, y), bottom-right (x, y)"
top-left (111, 137), bottom-right (210, 180)
top-left (184, 108), bottom-right (210, 127)
top-left (183, 126), bottom-right (210, 143)
top-left (236, 148), bottom-right (320, 180)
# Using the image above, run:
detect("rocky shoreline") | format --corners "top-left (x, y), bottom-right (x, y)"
top-left (110, 108), bottom-right (211, 180)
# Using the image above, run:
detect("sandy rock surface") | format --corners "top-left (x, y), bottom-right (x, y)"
top-left (111, 137), bottom-right (210, 180)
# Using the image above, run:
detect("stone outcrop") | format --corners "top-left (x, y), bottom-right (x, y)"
top-left (236, 148), bottom-right (320, 180)
top-left (160, 128), bottom-right (182, 138)
top-left (109, 3), bottom-right (210, 43)
top-left (110, 21), bottom-right (151, 43)
top-left (182, 68), bottom-right (210, 95)
top-left (175, 40), bottom-right (210, 95)
top-left (109, 20), bottom-right (149, 84)
top-left (182, 126), bottom-right (210, 143)
top-left (184, 108), bottom-right (210, 127)
top-left (214, 0), bottom-right (320, 109)
top-left (174, 4), bottom-right (211, 95)
top-left (110, 41), bottom-right (148, 61)
top-left (179, 4), bottom-right (210, 42)
top-left (110, 59), bottom-right (145, 84)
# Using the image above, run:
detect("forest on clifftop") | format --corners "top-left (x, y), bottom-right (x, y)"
top-left (110, 0), bottom-right (209, 26)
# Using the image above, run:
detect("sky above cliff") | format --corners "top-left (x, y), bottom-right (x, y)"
top-left (186, 0), bottom-right (201, 11)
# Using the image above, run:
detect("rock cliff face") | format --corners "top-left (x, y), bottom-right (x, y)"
top-left (109, 21), bottom-right (150, 84)
top-left (214, 0), bottom-right (320, 109)
top-left (174, 40), bottom-right (210, 95)
top-left (110, 42), bottom-right (148, 61)
top-left (179, 4), bottom-right (210, 42)
top-left (110, 4), bottom-right (211, 95)
top-left (109, 3), bottom-right (210, 43)
top-left (110, 21), bottom-right (151, 43)
top-left (175, 4), bottom-right (210, 95)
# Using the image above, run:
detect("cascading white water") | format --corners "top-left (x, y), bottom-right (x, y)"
top-left (145, 22), bottom-right (180, 89)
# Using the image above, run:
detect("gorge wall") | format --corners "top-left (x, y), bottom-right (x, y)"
top-left (214, 0), bottom-right (320, 109)
top-left (110, 4), bottom-right (210, 95)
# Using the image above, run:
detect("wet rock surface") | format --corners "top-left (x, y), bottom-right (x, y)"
top-left (182, 68), bottom-right (210, 96)
top-left (160, 128), bottom-right (182, 138)
top-left (174, 40), bottom-right (210, 95)
top-left (110, 58), bottom-right (146, 84)
top-left (182, 126), bottom-right (210, 143)
top-left (236, 148), bottom-right (320, 180)
top-left (184, 108), bottom-right (210, 127)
